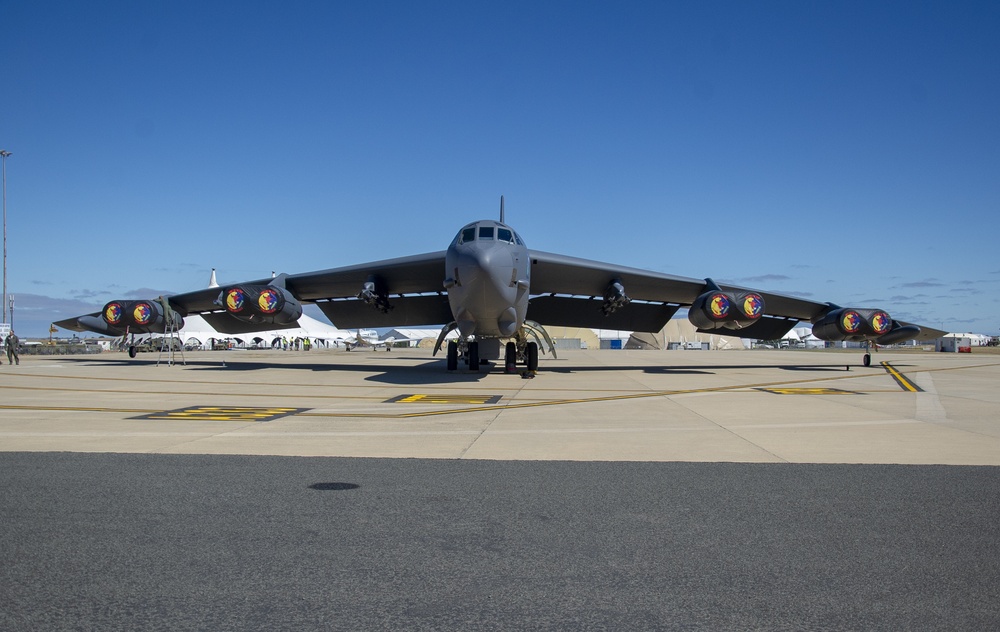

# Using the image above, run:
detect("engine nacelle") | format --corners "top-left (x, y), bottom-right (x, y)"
top-left (812, 307), bottom-right (892, 342)
top-left (220, 284), bottom-right (302, 325)
top-left (102, 300), bottom-right (183, 332)
top-left (688, 290), bottom-right (765, 331)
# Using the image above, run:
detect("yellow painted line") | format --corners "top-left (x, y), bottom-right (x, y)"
top-left (133, 406), bottom-right (308, 422)
top-left (388, 394), bottom-right (502, 405)
top-left (880, 362), bottom-right (922, 392)
top-left (0, 383), bottom-right (391, 402)
top-left (2, 359), bottom-right (988, 420)
top-left (757, 388), bottom-right (856, 395)
top-left (0, 404), bottom-right (157, 414)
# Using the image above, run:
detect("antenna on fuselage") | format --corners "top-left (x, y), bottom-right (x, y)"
top-left (500, 195), bottom-right (505, 224)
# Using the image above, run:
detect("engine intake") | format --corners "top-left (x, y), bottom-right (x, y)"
top-left (219, 284), bottom-right (302, 325)
top-left (102, 300), bottom-right (183, 332)
top-left (811, 307), bottom-right (892, 342)
top-left (688, 289), bottom-right (765, 331)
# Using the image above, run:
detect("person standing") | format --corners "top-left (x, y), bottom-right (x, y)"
top-left (5, 330), bottom-right (19, 365)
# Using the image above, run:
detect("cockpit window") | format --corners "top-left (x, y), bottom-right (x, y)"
top-left (456, 223), bottom-right (523, 246)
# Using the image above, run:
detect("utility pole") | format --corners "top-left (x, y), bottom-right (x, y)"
top-left (1, 149), bottom-right (11, 325)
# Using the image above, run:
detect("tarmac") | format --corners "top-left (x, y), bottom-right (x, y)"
top-left (3, 347), bottom-right (999, 630)
top-left (1, 347), bottom-right (998, 463)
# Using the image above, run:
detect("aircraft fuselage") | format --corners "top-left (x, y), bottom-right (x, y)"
top-left (444, 220), bottom-right (530, 340)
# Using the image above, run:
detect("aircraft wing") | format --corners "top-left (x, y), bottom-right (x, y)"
top-left (56, 246), bottom-right (948, 343)
top-left (894, 321), bottom-right (948, 342)
top-left (282, 251), bottom-right (452, 328)
top-left (527, 250), bottom-right (877, 338)
top-left (53, 313), bottom-right (105, 333)
top-left (57, 252), bottom-right (453, 337)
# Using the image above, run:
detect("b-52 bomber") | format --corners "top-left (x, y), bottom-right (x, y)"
top-left (56, 199), bottom-right (945, 373)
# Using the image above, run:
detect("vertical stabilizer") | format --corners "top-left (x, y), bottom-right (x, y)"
top-left (208, 268), bottom-right (219, 288)
top-left (500, 195), bottom-right (505, 224)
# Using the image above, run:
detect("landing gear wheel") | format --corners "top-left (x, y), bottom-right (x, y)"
top-left (863, 353), bottom-right (871, 367)
top-left (128, 345), bottom-right (137, 358)
top-left (526, 341), bottom-right (538, 372)
top-left (446, 341), bottom-right (458, 371)
top-left (505, 342), bottom-right (517, 373)
top-left (468, 341), bottom-right (480, 372)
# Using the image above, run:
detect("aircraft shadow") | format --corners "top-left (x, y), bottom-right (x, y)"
top-left (543, 364), bottom-right (856, 375)
top-left (50, 356), bottom-right (861, 385)
top-left (50, 356), bottom-right (494, 386)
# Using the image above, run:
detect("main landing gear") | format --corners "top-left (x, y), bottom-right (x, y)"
top-left (446, 339), bottom-right (539, 373)
top-left (506, 341), bottom-right (538, 374)
top-left (436, 322), bottom-right (553, 375)
top-left (445, 340), bottom-right (488, 371)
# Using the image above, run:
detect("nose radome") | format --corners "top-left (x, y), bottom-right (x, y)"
top-left (473, 244), bottom-right (514, 269)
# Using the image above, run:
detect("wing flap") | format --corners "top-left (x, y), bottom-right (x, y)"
top-left (316, 295), bottom-right (453, 329)
top-left (527, 296), bottom-right (681, 332)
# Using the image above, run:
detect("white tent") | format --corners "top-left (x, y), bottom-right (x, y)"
top-left (144, 312), bottom-right (353, 350)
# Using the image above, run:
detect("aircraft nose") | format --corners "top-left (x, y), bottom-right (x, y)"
top-left (454, 246), bottom-right (514, 286)
top-left (448, 244), bottom-right (519, 337)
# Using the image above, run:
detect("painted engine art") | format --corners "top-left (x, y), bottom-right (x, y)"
top-left (219, 284), bottom-right (302, 325)
top-left (688, 290), bottom-right (765, 331)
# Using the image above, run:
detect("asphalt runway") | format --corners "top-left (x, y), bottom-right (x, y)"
top-left (2, 453), bottom-right (998, 631)
top-left (2, 348), bottom-right (999, 629)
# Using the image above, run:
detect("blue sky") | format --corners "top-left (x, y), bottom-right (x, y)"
top-left (3, 1), bottom-right (998, 337)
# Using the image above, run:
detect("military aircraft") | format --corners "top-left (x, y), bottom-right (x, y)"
top-left (342, 329), bottom-right (397, 351)
top-left (55, 198), bottom-right (945, 372)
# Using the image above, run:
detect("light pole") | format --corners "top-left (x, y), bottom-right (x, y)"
top-left (1, 149), bottom-right (10, 325)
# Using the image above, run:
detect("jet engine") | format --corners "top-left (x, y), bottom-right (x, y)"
top-left (102, 300), bottom-right (184, 332)
top-left (811, 307), bottom-right (893, 342)
top-left (688, 289), bottom-right (765, 331)
top-left (219, 284), bottom-right (302, 325)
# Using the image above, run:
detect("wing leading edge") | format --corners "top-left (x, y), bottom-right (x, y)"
top-left (55, 231), bottom-right (945, 348)
top-left (526, 250), bottom-right (826, 337)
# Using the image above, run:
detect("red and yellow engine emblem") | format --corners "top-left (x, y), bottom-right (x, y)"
top-left (841, 310), bottom-right (862, 334)
top-left (258, 288), bottom-right (280, 314)
top-left (709, 294), bottom-right (730, 318)
top-left (104, 302), bottom-right (123, 325)
top-left (742, 294), bottom-right (763, 319)
top-left (226, 288), bottom-right (246, 313)
top-left (133, 302), bottom-right (154, 326)
top-left (871, 311), bottom-right (891, 335)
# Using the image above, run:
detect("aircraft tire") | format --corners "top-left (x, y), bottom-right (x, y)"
top-left (526, 341), bottom-right (538, 372)
top-left (469, 341), bottom-right (480, 372)
top-left (863, 353), bottom-right (871, 367)
top-left (446, 341), bottom-right (458, 371)
top-left (128, 345), bottom-right (137, 358)
top-left (505, 342), bottom-right (517, 373)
